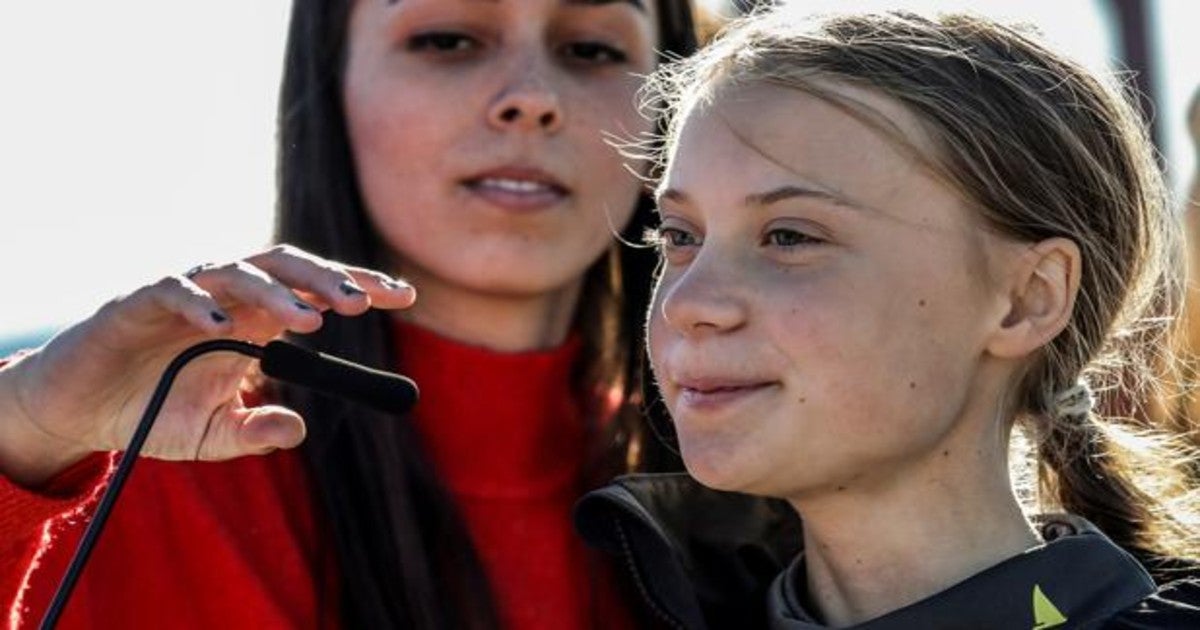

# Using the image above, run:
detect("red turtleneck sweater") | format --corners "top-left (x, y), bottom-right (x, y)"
top-left (0, 322), bottom-right (633, 629)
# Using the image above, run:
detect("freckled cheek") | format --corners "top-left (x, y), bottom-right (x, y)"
top-left (588, 75), bottom-right (644, 119)
top-left (575, 81), bottom-right (651, 144)
top-left (772, 287), bottom-right (908, 418)
top-left (347, 86), bottom-right (462, 206)
top-left (348, 96), bottom-right (406, 163)
top-left (852, 308), bottom-right (959, 434)
top-left (771, 288), bottom-right (847, 368)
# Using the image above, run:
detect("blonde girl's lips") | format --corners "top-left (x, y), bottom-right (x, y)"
top-left (676, 381), bottom-right (779, 414)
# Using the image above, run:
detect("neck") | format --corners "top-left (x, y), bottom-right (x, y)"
top-left (790, 411), bottom-right (1038, 626)
top-left (396, 274), bottom-right (584, 352)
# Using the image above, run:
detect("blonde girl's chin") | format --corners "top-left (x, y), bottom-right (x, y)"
top-left (679, 448), bottom-right (764, 495)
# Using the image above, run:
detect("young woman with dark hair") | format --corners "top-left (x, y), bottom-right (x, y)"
top-left (0, 1), bottom-right (700, 628)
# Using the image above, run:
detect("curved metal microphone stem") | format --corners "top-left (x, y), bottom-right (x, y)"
top-left (40, 340), bottom-right (265, 629)
top-left (39, 339), bottom-right (418, 629)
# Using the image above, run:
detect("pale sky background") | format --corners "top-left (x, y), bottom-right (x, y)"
top-left (1, 1), bottom-right (1197, 344)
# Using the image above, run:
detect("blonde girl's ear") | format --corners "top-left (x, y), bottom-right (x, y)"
top-left (986, 237), bottom-right (1082, 360)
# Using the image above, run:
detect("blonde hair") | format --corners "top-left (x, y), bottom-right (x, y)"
top-left (644, 9), bottom-right (1200, 560)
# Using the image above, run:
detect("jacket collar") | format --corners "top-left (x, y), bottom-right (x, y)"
top-left (576, 475), bottom-right (1156, 630)
top-left (575, 473), bottom-right (802, 629)
top-left (767, 515), bottom-right (1156, 629)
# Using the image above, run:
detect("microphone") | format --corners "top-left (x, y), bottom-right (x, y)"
top-left (40, 339), bottom-right (418, 629)
top-left (261, 340), bottom-right (418, 413)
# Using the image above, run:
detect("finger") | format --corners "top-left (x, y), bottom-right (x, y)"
top-left (119, 275), bottom-right (234, 336)
top-left (196, 404), bottom-right (306, 460)
top-left (186, 261), bottom-right (324, 334)
top-left (239, 405), bottom-right (307, 453)
top-left (343, 266), bottom-right (417, 309)
top-left (246, 245), bottom-right (408, 315)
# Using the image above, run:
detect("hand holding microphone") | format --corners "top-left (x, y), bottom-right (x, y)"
top-left (0, 245), bottom-right (422, 629)
top-left (0, 245), bottom-right (416, 487)
top-left (36, 337), bottom-right (420, 630)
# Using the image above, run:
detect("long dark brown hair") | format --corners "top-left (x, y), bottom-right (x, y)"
top-left (273, 1), bottom-right (697, 627)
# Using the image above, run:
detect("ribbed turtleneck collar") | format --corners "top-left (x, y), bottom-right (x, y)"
top-left (393, 318), bottom-right (587, 499)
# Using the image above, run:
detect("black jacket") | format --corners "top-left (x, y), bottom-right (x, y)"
top-left (575, 473), bottom-right (1200, 629)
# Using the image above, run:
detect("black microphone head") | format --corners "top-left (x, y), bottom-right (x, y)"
top-left (260, 340), bottom-right (419, 414)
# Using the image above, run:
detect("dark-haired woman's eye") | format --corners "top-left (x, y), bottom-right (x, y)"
top-left (561, 41), bottom-right (628, 65)
top-left (407, 32), bottom-right (479, 55)
top-left (764, 228), bottom-right (821, 249)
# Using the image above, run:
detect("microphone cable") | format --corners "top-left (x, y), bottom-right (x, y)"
top-left (39, 338), bottom-right (418, 629)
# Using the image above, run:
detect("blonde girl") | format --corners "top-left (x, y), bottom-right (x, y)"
top-left (578, 9), bottom-right (1200, 628)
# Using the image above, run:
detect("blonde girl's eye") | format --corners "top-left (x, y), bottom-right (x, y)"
top-left (406, 32), bottom-right (480, 55)
top-left (644, 223), bottom-right (702, 266)
top-left (645, 226), bottom-right (700, 250)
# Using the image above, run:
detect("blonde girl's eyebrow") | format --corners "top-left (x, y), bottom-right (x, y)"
top-left (388, 0), bottom-right (644, 10)
top-left (653, 186), bottom-right (690, 209)
top-left (745, 185), bottom-right (863, 210)
top-left (655, 185), bottom-right (865, 211)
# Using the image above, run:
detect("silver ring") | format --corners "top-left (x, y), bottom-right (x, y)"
top-left (183, 262), bottom-right (216, 280)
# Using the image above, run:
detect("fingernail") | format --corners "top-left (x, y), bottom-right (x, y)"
top-left (294, 300), bottom-right (316, 312)
top-left (339, 280), bottom-right (366, 296)
top-left (381, 277), bottom-right (410, 291)
top-left (210, 310), bottom-right (229, 323)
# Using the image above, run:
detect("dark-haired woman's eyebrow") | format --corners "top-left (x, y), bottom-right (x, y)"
top-left (566, 0), bottom-right (645, 12)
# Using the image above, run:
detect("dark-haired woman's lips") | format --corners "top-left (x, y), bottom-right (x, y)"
top-left (463, 171), bottom-right (570, 212)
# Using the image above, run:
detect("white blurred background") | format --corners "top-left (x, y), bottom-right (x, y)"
top-left (0, 0), bottom-right (1196, 352)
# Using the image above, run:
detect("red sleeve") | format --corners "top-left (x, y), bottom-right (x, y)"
top-left (0, 351), bottom-right (116, 624)
top-left (1, 452), bottom-right (114, 626)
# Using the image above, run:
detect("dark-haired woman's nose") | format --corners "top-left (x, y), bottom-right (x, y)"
top-left (487, 70), bottom-right (564, 134)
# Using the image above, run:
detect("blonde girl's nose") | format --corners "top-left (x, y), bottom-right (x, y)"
top-left (658, 264), bottom-right (748, 337)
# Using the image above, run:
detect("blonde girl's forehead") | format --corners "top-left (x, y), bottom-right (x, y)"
top-left (664, 81), bottom-right (947, 202)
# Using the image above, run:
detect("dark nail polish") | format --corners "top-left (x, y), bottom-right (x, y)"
top-left (294, 300), bottom-right (316, 312)
top-left (210, 310), bottom-right (229, 323)
top-left (339, 280), bottom-right (366, 296)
